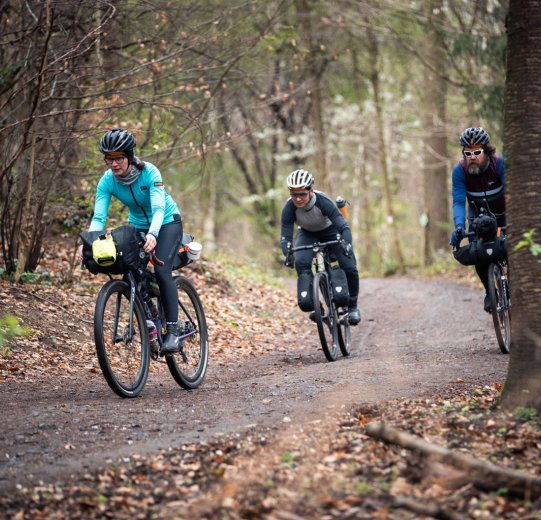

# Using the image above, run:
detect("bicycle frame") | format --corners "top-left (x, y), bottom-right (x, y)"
top-left (128, 268), bottom-right (199, 351)
top-left (288, 236), bottom-right (351, 361)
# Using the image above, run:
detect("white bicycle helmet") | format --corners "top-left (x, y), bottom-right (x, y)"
top-left (286, 169), bottom-right (314, 190)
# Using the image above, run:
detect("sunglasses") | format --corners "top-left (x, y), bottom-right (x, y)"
top-left (104, 156), bottom-right (128, 165)
top-left (463, 149), bottom-right (483, 157)
top-left (290, 191), bottom-right (310, 199)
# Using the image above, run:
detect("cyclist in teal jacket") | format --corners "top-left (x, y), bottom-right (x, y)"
top-left (83, 129), bottom-right (184, 352)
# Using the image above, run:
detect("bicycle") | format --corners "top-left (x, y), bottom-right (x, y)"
top-left (287, 236), bottom-right (351, 362)
top-left (487, 236), bottom-right (511, 354)
top-left (91, 232), bottom-right (209, 397)
top-left (454, 213), bottom-right (510, 354)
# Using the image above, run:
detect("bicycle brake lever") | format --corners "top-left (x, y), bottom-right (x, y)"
top-left (152, 251), bottom-right (164, 267)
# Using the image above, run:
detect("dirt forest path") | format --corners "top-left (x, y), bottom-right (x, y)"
top-left (0, 277), bottom-right (509, 498)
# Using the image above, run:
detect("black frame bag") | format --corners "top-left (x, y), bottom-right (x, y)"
top-left (80, 224), bottom-right (142, 274)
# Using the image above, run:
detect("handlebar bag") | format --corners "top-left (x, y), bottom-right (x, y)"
top-left (80, 224), bottom-right (141, 274)
top-left (297, 272), bottom-right (314, 312)
top-left (330, 266), bottom-right (349, 307)
top-left (471, 214), bottom-right (498, 241)
top-left (453, 237), bottom-right (506, 266)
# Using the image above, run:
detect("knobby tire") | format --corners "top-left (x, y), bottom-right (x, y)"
top-left (94, 279), bottom-right (150, 397)
top-left (337, 308), bottom-right (351, 356)
top-left (166, 276), bottom-right (209, 389)
top-left (313, 272), bottom-right (339, 361)
top-left (488, 262), bottom-right (511, 354)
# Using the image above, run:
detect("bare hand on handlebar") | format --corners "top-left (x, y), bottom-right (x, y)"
top-left (143, 233), bottom-right (157, 253)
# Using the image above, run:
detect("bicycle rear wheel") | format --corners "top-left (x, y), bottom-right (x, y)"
top-left (337, 309), bottom-right (351, 356)
top-left (94, 279), bottom-right (150, 397)
top-left (166, 276), bottom-right (209, 389)
top-left (488, 262), bottom-right (511, 354)
top-left (313, 272), bottom-right (339, 361)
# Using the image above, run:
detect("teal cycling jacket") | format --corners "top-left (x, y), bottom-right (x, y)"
top-left (88, 162), bottom-right (181, 236)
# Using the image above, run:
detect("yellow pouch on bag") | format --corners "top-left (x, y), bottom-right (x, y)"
top-left (92, 233), bottom-right (117, 266)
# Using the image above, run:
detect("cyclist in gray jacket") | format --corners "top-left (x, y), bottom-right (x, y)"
top-left (280, 169), bottom-right (361, 325)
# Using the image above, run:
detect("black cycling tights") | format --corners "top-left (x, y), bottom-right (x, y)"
top-left (145, 219), bottom-right (183, 323)
top-left (476, 263), bottom-right (489, 293)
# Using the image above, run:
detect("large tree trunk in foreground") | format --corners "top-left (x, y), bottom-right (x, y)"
top-left (500, 0), bottom-right (541, 411)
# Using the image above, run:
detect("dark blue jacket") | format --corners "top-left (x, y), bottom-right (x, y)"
top-left (452, 155), bottom-right (505, 228)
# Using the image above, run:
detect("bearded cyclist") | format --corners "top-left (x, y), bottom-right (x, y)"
top-left (280, 169), bottom-right (361, 325)
top-left (450, 127), bottom-right (506, 312)
top-left (79, 129), bottom-right (184, 352)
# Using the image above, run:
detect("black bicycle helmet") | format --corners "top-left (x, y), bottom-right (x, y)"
top-left (99, 129), bottom-right (136, 156)
top-left (286, 169), bottom-right (315, 190)
top-left (459, 127), bottom-right (490, 147)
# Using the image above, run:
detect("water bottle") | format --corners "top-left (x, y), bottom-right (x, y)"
top-left (336, 196), bottom-right (349, 220)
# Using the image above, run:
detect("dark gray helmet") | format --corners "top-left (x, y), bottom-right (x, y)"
top-left (459, 127), bottom-right (490, 147)
top-left (99, 129), bottom-right (136, 155)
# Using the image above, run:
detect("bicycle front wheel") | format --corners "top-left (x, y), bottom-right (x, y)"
top-left (313, 272), bottom-right (339, 361)
top-left (488, 262), bottom-right (511, 354)
top-left (337, 309), bottom-right (351, 357)
top-left (94, 279), bottom-right (150, 397)
top-left (166, 276), bottom-right (209, 389)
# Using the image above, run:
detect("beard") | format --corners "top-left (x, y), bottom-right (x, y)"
top-left (467, 164), bottom-right (481, 175)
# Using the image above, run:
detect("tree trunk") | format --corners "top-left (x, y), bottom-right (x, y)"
top-left (353, 144), bottom-right (371, 272)
top-left (13, 134), bottom-right (37, 283)
top-left (202, 165), bottom-right (217, 254)
top-left (351, 49), bottom-right (372, 271)
top-left (501, 0), bottom-right (541, 411)
top-left (422, 0), bottom-right (449, 265)
top-left (367, 26), bottom-right (405, 273)
top-left (296, 0), bottom-right (329, 192)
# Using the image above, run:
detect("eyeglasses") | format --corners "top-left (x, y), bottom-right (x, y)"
top-left (290, 191), bottom-right (310, 199)
top-left (104, 156), bottom-right (127, 165)
top-left (463, 149), bottom-right (483, 157)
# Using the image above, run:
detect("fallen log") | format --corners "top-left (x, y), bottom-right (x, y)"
top-left (392, 495), bottom-right (465, 520)
top-left (365, 421), bottom-right (541, 500)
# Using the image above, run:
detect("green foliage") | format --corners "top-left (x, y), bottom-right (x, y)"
top-left (355, 482), bottom-right (372, 495)
top-left (513, 406), bottom-right (537, 423)
top-left (18, 271), bottom-right (54, 285)
top-left (0, 314), bottom-right (30, 356)
top-left (515, 230), bottom-right (541, 263)
top-left (281, 452), bottom-right (297, 465)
